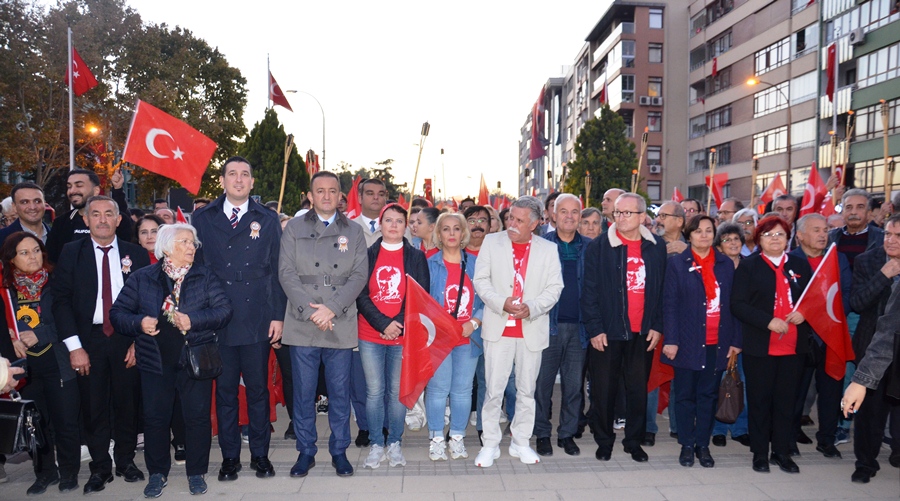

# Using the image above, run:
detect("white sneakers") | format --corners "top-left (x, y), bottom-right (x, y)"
top-left (474, 446), bottom-right (501, 467)
top-left (364, 444), bottom-right (385, 469)
top-left (448, 435), bottom-right (468, 459)
top-left (429, 437), bottom-right (448, 461)
top-left (509, 443), bottom-right (541, 464)
top-left (386, 442), bottom-right (406, 467)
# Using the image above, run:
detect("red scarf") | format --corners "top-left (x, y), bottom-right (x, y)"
top-left (761, 254), bottom-right (797, 355)
top-left (691, 249), bottom-right (717, 301)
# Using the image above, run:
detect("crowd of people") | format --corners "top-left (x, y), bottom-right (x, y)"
top-left (1, 159), bottom-right (899, 497)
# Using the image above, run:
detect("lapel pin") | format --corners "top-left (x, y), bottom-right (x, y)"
top-left (121, 255), bottom-right (132, 274)
top-left (250, 221), bottom-right (261, 239)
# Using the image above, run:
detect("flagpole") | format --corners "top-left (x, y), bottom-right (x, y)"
top-left (68, 27), bottom-right (75, 171)
top-left (706, 148), bottom-right (717, 214)
top-left (882, 100), bottom-right (893, 201)
top-left (267, 54), bottom-right (271, 110)
top-left (750, 156), bottom-right (759, 208)
top-left (411, 122), bottom-right (430, 200)
top-left (277, 134), bottom-right (294, 213)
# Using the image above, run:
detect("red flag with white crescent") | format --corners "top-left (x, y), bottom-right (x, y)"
top-left (799, 162), bottom-right (828, 217)
top-left (672, 186), bottom-right (684, 202)
top-left (400, 275), bottom-right (463, 408)
top-left (793, 245), bottom-right (854, 379)
top-left (760, 173), bottom-right (786, 205)
top-left (705, 173), bottom-right (728, 209)
top-left (478, 175), bottom-right (490, 206)
top-left (825, 43), bottom-right (837, 103)
top-left (65, 47), bottom-right (99, 96)
top-left (176, 206), bottom-right (188, 224)
top-left (269, 71), bottom-right (293, 111)
top-left (345, 176), bottom-right (362, 218)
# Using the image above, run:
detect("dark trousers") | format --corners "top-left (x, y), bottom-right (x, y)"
top-left (216, 341), bottom-right (271, 459)
top-left (534, 323), bottom-right (586, 439)
top-left (291, 346), bottom-right (351, 456)
top-left (673, 346), bottom-right (720, 448)
top-left (141, 368), bottom-right (212, 476)
top-left (273, 346), bottom-right (294, 423)
top-left (22, 354), bottom-right (80, 480)
top-left (350, 349), bottom-right (369, 431)
top-left (853, 374), bottom-right (900, 473)
top-left (588, 334), bottom-right (652, 449)
top-left (743, 353), bottom-right (803, 456)
top-left (77, 327), bottom-right (139, 474)
top-left (793, 342), bottom-right (843, 447)
top-left (171, 395), bottom-right (185, 447)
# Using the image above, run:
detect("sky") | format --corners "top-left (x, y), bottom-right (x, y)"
top-left (126, 0), bottom-right (613, 199)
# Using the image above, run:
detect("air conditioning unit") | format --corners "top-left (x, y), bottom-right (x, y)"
top-left (849, 28), bottom-right (865, 45)
top-left (651, 97), bottom-right (664, 106)
top-left (648, 164), bottom-right (662, 174)
top-left (639, 96), bottom-right (651, 106)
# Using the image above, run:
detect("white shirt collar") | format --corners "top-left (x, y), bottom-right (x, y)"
top-left (223, 198), bottom-right (250, 220)
top-left (361, 214), bottom-right (379, 231)
top-left (91, 236), bottom-right (119, 251)
top-left (318, 212), bottom-right (337, 225)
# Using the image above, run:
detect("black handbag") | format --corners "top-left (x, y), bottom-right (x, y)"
top-left (0, 390), bottom-right (44, 460)
top-left (715, 353), bottom-right (744, 424)
top-left (180, 338), bottom-right (223, 380)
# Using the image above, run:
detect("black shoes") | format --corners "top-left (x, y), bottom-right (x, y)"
top-left (770, 453), bottom-right (800, 473)
top-left (679, 446), bottom-right (694, 467)
top-left (174, 444), bottom-right (186, 465)
top-left (536, 437), bottom-right (553, 456)
top-left (284, 421), bottom-right (297, 440)
top-left (752, 454), bottom-right (770, 473)
top-left (290, 454), bottom-right (315, 477)
top-left (558, 437), bottom-right (580, 456)
top-left (796, 430), bottom-right (813, 444)
top-left (332, 453), bottom-right (353, 477)
top-left (251, 455), bottom-right (275, 478)
top-left (623, 445), bottom-right (649, 462)
top-left (800, 415), bottom-right (814, 426)
top-left (83, 472), bottom-right (113, 494)
top-left (695, 446), bottom-right (715, 468)
top-left (115, 463), bottom-right (145, 482)
top-left (26, 475), bottom-right (59, 495)
top-left (355, 429), bottom-right (370, 447)
top-left (851, 467), bottom-right (876, 483)
top-left (641, 432), bottom-right (656, 446)
top-left (816, 443), bottom-right (842, 458)
top-left (595, 445), bottom-right (612, 461)
top-left (732, 434), bottom-right (751, 447)
top-left (218, 457), bottom-right (242, 481)
top-left (712, 434), bottom-right (727, 447)
top-left (58, 476), bottom-right (79, 493)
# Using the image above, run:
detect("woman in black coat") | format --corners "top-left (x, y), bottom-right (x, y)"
top-left (110, 224), bottom-right (232, 498)
top-left (731, 216), bottom-right (812, 475)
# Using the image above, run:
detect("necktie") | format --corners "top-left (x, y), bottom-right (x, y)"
top-left (369, 220), bottom-right (376, 233)
top-left (230, 207), bottom-right (240, 228)
top-left (323, 220), bottom-right (329, 227)
top-left (99, 246), bottom-right (113, 337)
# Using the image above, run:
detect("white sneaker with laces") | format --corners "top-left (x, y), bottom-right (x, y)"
top-left (386, 442), bottom-right (406, 467)
top-left (469, 411), bottom-right (477, 427)
top-left (364, 444), bottom-right (385, 469)
top-left (448, 435), bottom-right (468, 459)
top-left (509, 442), bottom-right (541, 464)
top-left (474, 446), bottom-right (500, 467)
top-left (429, 437), bottom-right (448, 461)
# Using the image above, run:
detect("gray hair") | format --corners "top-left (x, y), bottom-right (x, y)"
top-left (85, 195), bottom-right (119, 217)
top-left (796, 213), bottom-right (826, 234)
top-left (581, 207), bottom-right (601, 219)
top-left (0, 197), bottom-right (12, 214)
top-left (554, 193), bottom-right (582, 213)
top-left (732, 208), bottom-right (758, 224)
top-left (773, 194), bottom-right (798, 208)
top-left (155, 223), bottom-right (200, 260)
top-left (659, 200), bottom-right (685, 218)
top-left (615, 192), bottom-right (647, 213)
top-left (511, 196), bottom-right (544, 223)
top-left (842, 188), bottom-right (872, 208)
top-left (714, 222), bottom-right (745, 247)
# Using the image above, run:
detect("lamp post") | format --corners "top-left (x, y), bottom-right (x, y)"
top-left (285, 90), bottom-right (326, 170)
top-left (747, 78), bottom-right (792, 192)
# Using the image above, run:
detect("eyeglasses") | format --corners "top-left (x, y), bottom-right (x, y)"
top-left (613, 210), bottom-right (640, 218)
top-left (737, 219), bottom-right (755, 226)
top-left (174, 239), bottom-right (201, 249)
top-left (656, 213), bottom-right (682, 220)
top-left (761, 231), bottom-right (786, 239)
top-left (683, 208), bottom-right (699, 214)
top-left (467, 218), bottom-right (488, 225)
top-left (721, 236), bottom-right (742, 244)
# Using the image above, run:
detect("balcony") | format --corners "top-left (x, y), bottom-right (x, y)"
top-left (592, 71), bottom-right (607, 95)
top-left (593, 22), bottom-right (634, 65)
top-left (624, 125), bottom-right (633, 138)
top-left (818, 139), bottom-right (849, 169)
top-left (820, 85), bottom-right (853, 119)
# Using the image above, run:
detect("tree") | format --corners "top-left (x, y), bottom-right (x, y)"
top-left (563, 106), bottom-right (638, 207)
top-left (237, 108), bottom-right (308, 214)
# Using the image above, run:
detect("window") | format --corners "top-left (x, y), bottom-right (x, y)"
top-left (690, 81), bottom-right (706, 104)
top-left (708, 31), bottom-right (732, 59)
top-left (647, 146), bottom-right (662, 166)
top-left (707, 67), bottom-right (731, 96)
top-left (705, 0), bottom-right (734, 25)
top-left (648, 77), bottom-right (662, 97)
top-left (649, 8), bottom-right (663, 29)
top-left (855, 98), bottom-right (900, 141)
top-left (647, 181), bottom-right (662, 201)
top-left (848, 158), bottom-right (898, 193)
top-left (648, 112), bottom-right (662, 132)
top-left (690, 143), bottom-right (732, 174)
top-left (712, 143), bottom-right (731, 166)
top-left (690, 12), bottom-right (706, 38)
top-left (791, 118), bottom-right (817, 149)
top-left (753, 82), bottom-right (789, 118)
top-left (857, 42), bottom-right (900, 89)
top-left (790, 72), bottom-right (817, 103)
top-left (622, 40), bottom-right (636, 68)
top-left (753, 126), bottom-right (788, 157)
top-left (689, 115), bottom-right (706, 138)
top-left (706, 106), bottom-right (732, 132)
top-left (649, 43), bottom-right (663, 63)
top-left (826, 0), bottom-right (900, 43)
top-left (755, 37), bottom-right (790, 75)
top-left (621, 111), bottom-right (634, 138)
top-left (621, 74), bottom-right (635, 103)
top-left (690, 47), bottom-right (706, 71)
top-left (792, 24), bottom-right (818, 57)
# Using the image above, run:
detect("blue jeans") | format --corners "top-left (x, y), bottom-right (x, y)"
top-left (475, 354), bottom-right (517, 430)
top-left (290, 346), bottom-right (351, 456)
top-left (534, 323), bottom-right (586, 439)
top-left (357, 340), bottom-right (405, 445)
top-left (646, 383), bottom-right (678, 435)
top-left (426, 343), bottom-right (479, 437)
top-left (712, 353), bottom-right (749, 437)
top-left (350, 350), bottom-right (368, 431)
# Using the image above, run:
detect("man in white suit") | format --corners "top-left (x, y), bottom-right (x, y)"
top-left (472, 196), bottom-right (564, 467)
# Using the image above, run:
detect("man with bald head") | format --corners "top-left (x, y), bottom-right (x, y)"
top-left (599, 189), bottom-right (625, 233)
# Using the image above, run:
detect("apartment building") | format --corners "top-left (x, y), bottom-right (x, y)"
top-left (519, 78), bottom-right (565, 197)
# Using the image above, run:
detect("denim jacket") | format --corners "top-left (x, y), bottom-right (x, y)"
top-left (427, 250), bottom-right (485, 357)
top-left (543, 231), bottom-right (591, 349)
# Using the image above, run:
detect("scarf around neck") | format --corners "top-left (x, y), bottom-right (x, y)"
top-left (691, 249), bottom-right (718, 301)
top-left (13, 268), bottom-right (48, 301)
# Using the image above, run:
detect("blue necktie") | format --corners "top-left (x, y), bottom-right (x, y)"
top-left (369, 220), bottom-right (376, 233)
top-left (230, 207), bottom-right (240, 229)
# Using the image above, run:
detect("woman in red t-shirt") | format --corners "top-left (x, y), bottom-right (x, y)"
top-left (356, 204), bottom-right (430, 469)
top-left (412, 207), bottom-right (440, 259)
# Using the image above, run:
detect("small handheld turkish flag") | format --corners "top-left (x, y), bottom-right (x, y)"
top-left (478, 174), bottom-right (490, 206)
top-left (400, 275), bottom-right (463, 408)
top-left (672, 186), bottom-right (684, 202)
top-left (176, 206), bottom-right (188, 224)
top-left (122, 100), bottom-right (217, 194)
top-left (65, 47), bottom-right (99, 97)
top-left (705, 173), bottom-right (728, 210)
top-left (345, 176), bottom-right (362, 219)
top-left (269, 71), bottom-right (293, 112)
top-left (760, 173), bottom-right (786, 205)
top-left (799, 162), bottom-right (828, 217)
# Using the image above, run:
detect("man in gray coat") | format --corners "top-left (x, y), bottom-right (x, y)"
top-left (279, 171), bottom-right (368, 478)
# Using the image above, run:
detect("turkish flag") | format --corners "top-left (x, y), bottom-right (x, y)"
top-left (400, 275), bottom-right (463, 408)
top-left (672, 186), bottom-right (684, 202)
top-left (760, 173), bottom-right (786, 205)
top-left (705, 172), bottom-right (728, 209)
top-left (529, 87), bottom-right (547, 160)
top-left (825, 43), bottom-right (837, 103)
top-left (478, 174), bottom-right (490, 206)
top-left (398, 194), bottom-right (409, 210)
top-left (598, 75), bottom-right (608, 105)
top-left (451, 198), bottom-right (458, 212)
top-left (269, 71), bottom-right (293, 111)
top-left (820, 191), bottom-right (836, 216)
top-left (65, 47), bottom-right (99, 96)
top-left (344, 175), bottom-right (361, 218)
top-left (800, 162), bottom-right (828, 217)
top-left (176, 206), bottom-right (188, 224)
top-left (122, 100), bottom-right (217, 194)
top-left (712, 57), bottom-right (718, 78)
top-left (794, 245), bottom-right (854, 379)
top-left (424, 179), bottom-right (433, 204)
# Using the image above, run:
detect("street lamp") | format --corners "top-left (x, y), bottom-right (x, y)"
top-left (747, 77), bottom-right (792, 192)
top-left (285, 90), bottom-right (325, 170)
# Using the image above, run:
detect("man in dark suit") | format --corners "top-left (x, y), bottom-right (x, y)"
top-left (0, 182), bottom-right (50, 246)
top-left (52, 195), bottom-right (150, 494)
top-left (192, 156), bottom-right (287, 481)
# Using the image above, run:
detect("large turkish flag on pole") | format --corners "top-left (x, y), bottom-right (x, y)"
top-left (269, 71), bottom-right (293, 112)
top-left (705, 172), bottom-right (728, 209)
top-left (65, 47), bottom-right (99, 96)
top-left (794, 244), bottom-right (854, 379)
top-left (478, 174), bottom-right (490, 206)
top-left (760, 173), bottom-right (787, 205)
top-left (400, 275), bottom-right (463, 408)
top-left (122, 100), bottom-right (217, 194)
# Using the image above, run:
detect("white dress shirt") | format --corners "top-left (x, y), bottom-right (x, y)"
top-left (223, 198), bottom-right (250, 223)
top-left (360, 214), bottom-right (379, 233)
top-left (62, 237), bottom-right (125, 352)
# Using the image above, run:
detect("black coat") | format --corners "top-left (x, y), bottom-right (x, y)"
top-left (51, 237), bottom-right (150, 343)
top-left (849, 247), bottom-right (894, 364)
top-left (192, 195), bottom-right (286, 346)
top-left (356, 238), bottom-right (430, 333)
top-left (110, 261), bottom-right (233, 375)
top-left (0, 219), bottom-right (50, 247)
top-left (45, 188), bottom-right (133, 264)
top-left (731, 253), bottom-right (813, 357)
top-left (0, 282), bottom-right (75, 381)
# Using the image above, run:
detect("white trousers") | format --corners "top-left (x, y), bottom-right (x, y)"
top-left (481, 336), bottom-right (543, 448)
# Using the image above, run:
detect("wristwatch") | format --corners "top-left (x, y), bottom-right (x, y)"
top-left (469, 319), bottom-right (479, 330)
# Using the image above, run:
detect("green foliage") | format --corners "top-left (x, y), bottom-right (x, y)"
top-left (334, 159), bottom-right (407, 201)
top-left (563, 106), bottom-right (639, 207)
top-left (237, 108), bottom-right (308, 214)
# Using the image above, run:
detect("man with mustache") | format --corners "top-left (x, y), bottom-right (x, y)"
top-left (46, 168), bottom-right (133, 264)
top-left (464, 205), bottom-right (491, 256)
top-left (828, 189), bottom-right (885, 270)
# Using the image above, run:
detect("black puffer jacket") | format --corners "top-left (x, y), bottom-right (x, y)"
top-left (356, 238), bottom-right (430, 333)
top-left (110, 261), bottom-right (233, 375)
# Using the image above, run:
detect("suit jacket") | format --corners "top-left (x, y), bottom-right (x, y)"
top-left (192, 195), bottom-right (287, 346)
top-left (51, 237), bottom-right (150, 346)
top-left (828, 223), bottom-right (885, 258)
top-left (849, 247), bottom-right (895, 363)
top-left (45, 188), bottom-right (133, 264)
top-left (472, 231), bottom-right (563, 352)
top-left (353, 215), bottom-right (382, 248)
top-left (0, 219), bottom-right (50, 247)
